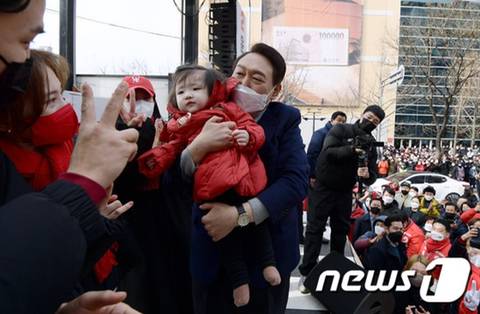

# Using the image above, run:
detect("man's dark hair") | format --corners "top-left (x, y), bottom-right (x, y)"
top-left (331, 111), bottom-right (346, 121)
top-left (444, 202), bottom-right (458, 212)
top-left (232, 43), bottom-right (286, 86)
top-left (423, 185), bottom-right (436, 195)
top-left (385, 213), bottom-right (404, 227)
top-left (0, 0), bottom-right (30, 12)
top-left (411, 186), bottom-right (419, 192)
top-left (434, 218), bottom-right (451, 233)
top-left (383, 186), bottom-right (395, 196)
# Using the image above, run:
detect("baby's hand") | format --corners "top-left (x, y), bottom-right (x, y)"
top-left (178, 112), bottom-right (192, 126)
top-left (233, 129), bottom-right (249, 146)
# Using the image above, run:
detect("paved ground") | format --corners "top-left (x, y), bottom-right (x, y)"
top-left (285, 214), bottom-right (357, 314)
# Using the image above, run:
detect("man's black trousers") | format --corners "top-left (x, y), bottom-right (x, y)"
top-left (299, 184), bottom-right (352, 277)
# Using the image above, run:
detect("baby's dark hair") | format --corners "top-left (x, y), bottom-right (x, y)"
top-left (168, 64), bottom-right (225, 108)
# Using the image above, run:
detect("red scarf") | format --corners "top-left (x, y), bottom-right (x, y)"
top-left (0, 138), bottom-right (73, 191)
top-left (0, 104), bottom-right (117, 284)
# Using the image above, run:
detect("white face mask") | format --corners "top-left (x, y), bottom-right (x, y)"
top-left (430, 230), bottom-right (444, 241)
top-left (135, 100), bottom-right (155, 117)
top-left (411, 201), bottom-right (419, 209)
top-left (409, 191), bottom-right (417, 198)
top-left (470, 254), bottom-right (480, 268)
top-left (374, 225), bottom-right (385, 236)
top-left (383, 196), bottom-right (394, 205)
top-left (233, 84), bottom-right (271, 113)
top-left (424, 195), bottom-right (434, 201)
top-left (424, 223), bottom-right (433, 232)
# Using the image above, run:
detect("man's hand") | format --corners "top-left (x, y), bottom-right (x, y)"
top-left (461, 228), bottom-right (479, 242)
top-left (233, 129), bottom-right (249, 146)
top-left (357, 167), bottom-right (370, 179)
top-left (98, 185), bottom-right (133, 220)
top-left (464, 280), bottom-right (480, 311)
top-left (187, 116), bottom-right (236, 164)
top-left (120, 89), bottom-right (146, 128)
top-left (199, 202), bottom-right (238, 241)
top-left (55, 290), bottom-right (141, 314)
top-left (68, 83), bottom-right (139, 188)
top-left (152, 119), bottom-right (164, 148)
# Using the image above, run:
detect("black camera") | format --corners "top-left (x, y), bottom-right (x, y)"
top-left (354, 135), bottom-right (384, 167)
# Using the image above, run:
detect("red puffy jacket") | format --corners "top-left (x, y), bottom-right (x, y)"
top-left (403, 219), bottom-right (425, 258)
top-left (138, 78), bottom-right (267, 201)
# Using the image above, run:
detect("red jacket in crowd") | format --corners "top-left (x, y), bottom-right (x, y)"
top-left (420, 237), bottom-right (451, 280)
top-left (461, 208), bottom-right (480, 224)
top-left (138, 78), bottom-right (267, 201)
top-left (402, 219), bottom-right (425, 258)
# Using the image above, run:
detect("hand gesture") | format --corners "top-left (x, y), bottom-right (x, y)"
top-left (98, 185), bottom-right (133, 220)
top-left (68, 83), bottom-right (139, 188)
top-left (464, 280), bottom-right (480, 311)
top-left (120, 89), bottom-right (146, 128)
top-left (232, 129), bottom-right (249, 146)
top-left (152, 119), bottom-right (164, 148)
top-left (464, 227), bottom-right (480, 241)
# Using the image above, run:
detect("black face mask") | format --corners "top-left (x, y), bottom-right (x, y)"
top-left (370, 207), bottom-right (381, 215)
top-left (388, 231), bottom-right (403, 244)
top-left (444, 212), bottom-right (457, 221)
top-left (401, 190), bottom-right (409, 195)
top-left (359, 118), bottom-right (376, 133)
top-left (0, 55), bottom-right (33, 107)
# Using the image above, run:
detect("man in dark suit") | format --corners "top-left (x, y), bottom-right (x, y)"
top-left (363, 213), bottom-right (407, 271)
top-left (180, 43), bottom-right (308, 314)
top-left (353, 197), bottom-right (383, 242)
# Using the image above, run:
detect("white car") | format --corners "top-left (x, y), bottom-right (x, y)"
top-left (369, 171), bottom-right (469, 202)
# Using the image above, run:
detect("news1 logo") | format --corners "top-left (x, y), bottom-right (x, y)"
top-left (315, 258), bottom-right (471, 303)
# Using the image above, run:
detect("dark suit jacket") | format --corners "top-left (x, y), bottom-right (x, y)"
top-left (364, 237), bottom-right (407, 271)
top-left (306, 121), bottom-right (332, 178)
top-left (190, 102), bottom-right (309, 287)
top-left (353, 213), bottom-right (373, 243)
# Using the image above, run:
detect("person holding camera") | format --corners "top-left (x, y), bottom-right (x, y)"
top-left (299, 105), bottom-right (384, 291)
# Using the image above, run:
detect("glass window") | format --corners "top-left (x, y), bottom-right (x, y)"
top-left (76, 0), bottom-right (182, 75)
top-left (409, 175), bottom-right (426, 184)
top-left (426, 175), bottom-right (447, 184)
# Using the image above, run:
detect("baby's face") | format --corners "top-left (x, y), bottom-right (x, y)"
top-left (176, 71), bottom-right (209, 113)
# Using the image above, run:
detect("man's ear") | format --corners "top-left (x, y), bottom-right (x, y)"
top-left (271, 84), bottom-right (282, 99)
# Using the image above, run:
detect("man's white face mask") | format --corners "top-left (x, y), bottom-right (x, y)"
top-left (233, 84), bottom-right (273, 113)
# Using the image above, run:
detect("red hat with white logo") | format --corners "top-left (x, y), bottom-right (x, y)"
top-left (122, 75), bottom-right (155, 97)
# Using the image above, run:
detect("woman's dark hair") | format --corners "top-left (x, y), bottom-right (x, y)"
top-left (232, 43), bottom-right (286, 86)
top-left (0, 50), bottom-right (70, 139)
top-left (168, 64), bottom-right (225, 108)
top-left (0, 0), bottom-right (30, 13)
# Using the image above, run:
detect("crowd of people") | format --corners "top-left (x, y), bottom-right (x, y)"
top-left (377, 145), bottom-right (480, 193)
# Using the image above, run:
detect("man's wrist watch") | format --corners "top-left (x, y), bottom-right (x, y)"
top-left (236, 204), bottom-right (249, 227)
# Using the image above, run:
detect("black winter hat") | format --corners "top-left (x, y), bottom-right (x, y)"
top-left (423, 185), bottom-right (436, 195)
top-left (363, 105), bottom-right (385, 121)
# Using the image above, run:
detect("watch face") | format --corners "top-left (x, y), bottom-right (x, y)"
top-left (238, 214), bottom-right (249, 227)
